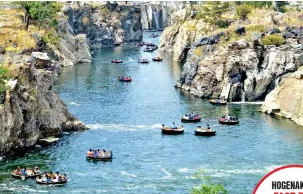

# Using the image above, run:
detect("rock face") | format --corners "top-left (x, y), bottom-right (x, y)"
top-left (158, 12), bottom-right (209, 61)
top-left (176, 39), bottom-right (303, 101)
top-left (0, 52), bottom-right (86, 156)
top-left (260, 68), bottom-right (303, 126)
top-left (49, 13), bottom-right (92, 67)
top-left (140, 2), bottom-right (189, 30)
top-left (63, 2), bottom-right (143, 48)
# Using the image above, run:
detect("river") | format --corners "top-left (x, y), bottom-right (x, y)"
top-left (1, 33), bottom-right (303, 194)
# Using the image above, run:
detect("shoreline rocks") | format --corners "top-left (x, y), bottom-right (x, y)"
top-left (0, 52), bottom-right (87, 157)
top-left (260, 68), bottom-right (303, 126)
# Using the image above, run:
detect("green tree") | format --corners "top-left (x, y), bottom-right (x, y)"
top-left (195, 2), bottom-right (230, 27)
top-left (16, 2), bottom-right (59, 30)
top-left (191, 169), bottom-right (227, 194)
top-left (236, 4), bottom-right (252, 20)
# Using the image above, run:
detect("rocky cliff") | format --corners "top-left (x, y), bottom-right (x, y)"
top-left (260, 68), bottom-right (303, 126)
top-left (62, 2), bottom-right (142, 47)
top-left (0, 53), bottom-right (86, 157)
top-left (160, 3), bottom-right (303, 102)
top-left (49, 2), bottom-right (143, 66)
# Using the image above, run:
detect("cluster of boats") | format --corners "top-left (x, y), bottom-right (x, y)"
top-left (11, 167), bottom-right (67, 185)
top-left (161, 113), bottom-right (239, 136)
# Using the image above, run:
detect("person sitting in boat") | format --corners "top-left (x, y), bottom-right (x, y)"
top-left (171, 122), bottom-right (177, 129)
top-left (43, 174), bottom-right (48, 182)
top-left (62, 174), bottom-right (67, 181)
top-left (49, 171), bottom-right (55, 179)
top-left (43, 171), bottom-right (48, 178)
top-left (206, 124), bottom-right (211, 131)
top-left (87, 149), bottom-right (93, 157)
top-left (197, 126), bottom-right (202, 130)
top-left (53, 171), bottom-right (60, 182)
top-left (94, 150), bottom-right (98, 157)
top-left (34, 167), bottom-right (41, 174)
top-left (21, 167), bottom-right (27, 176)
top-left (227, 115), bottom-right (231, 121)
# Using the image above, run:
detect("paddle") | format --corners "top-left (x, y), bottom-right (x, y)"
top-left (21, 175), bottom-right (25, 180)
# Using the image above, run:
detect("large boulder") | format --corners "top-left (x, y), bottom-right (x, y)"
top-left (260, 68), bottom-right (303, 126)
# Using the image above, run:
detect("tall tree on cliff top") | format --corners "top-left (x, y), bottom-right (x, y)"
top-left (16, 2), bottom-right (58, 30)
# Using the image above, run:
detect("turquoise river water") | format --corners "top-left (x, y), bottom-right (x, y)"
top-left (1, 33), bottom-right (303, 194)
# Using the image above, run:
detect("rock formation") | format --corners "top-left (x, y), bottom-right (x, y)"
top-left (176, 40), bottom-right (303, 101)
top-left (260, 68), bottom-right (303, 126)
top-left (0, 52), bottom-right (86, 157)
top-left (62, 2), bottom-right (143, 48)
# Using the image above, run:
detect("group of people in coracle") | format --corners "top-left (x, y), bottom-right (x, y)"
top-left (87, 149), bottom-right (112, 159)
top-left (11, 166), bottom-right (68, 184)
top-left (37, 171), bottom-right (67, 183)
top-left (13, 166), bottom-right (41, 177)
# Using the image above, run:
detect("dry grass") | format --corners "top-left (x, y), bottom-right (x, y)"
top-left (193, 47), bottom-right (203, 57)
top-left (0, 7), bottom-right (45, 53)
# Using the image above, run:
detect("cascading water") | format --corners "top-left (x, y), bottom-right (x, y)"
top-left (241, 90), bottom-right (246, 102)
top-left (152, 7), bottom-right (160, 30)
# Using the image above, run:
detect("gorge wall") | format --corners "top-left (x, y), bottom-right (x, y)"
top-left (0, 53), bottom-right (86, 157)
top-left (140, 2), bottom-right (190, 30)
top-left (50, 2), bottom-right (143, 66)
top-left (159, 3), bottom-right (303, 103)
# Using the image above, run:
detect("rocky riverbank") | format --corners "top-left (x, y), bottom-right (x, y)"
top-left (158, 2), bottom-right (303, 125)
top-left (260, 68), bottom-right (303, 126)
top-left (159, 2), bottom-right (303, 102)
top-left (0, 52), bottom-right (87, 157)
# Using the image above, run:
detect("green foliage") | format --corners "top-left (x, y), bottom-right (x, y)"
top-left (236, 4), bottom-right (252, 20)
top-left (191, 169), bottom-right (227, 194)
top-left (275, 1), bottom-right (288, 13)
top-left (0, 66), bottom-right (9, 94)
top-left (42, 29), bottom-right (60, 45)
top-left (262, 34), bottom-right (285, 46)
top-left (242, 1), bottom-right (272, 9)
top-left (195, 2), bottom-right (230, 27)
top-left (16, 1), bottom-right (60, 28)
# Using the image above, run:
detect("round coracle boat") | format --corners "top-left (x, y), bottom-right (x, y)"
top-left (143, 47), bottom-right (154, 52)
top-left (219, 118), bottom-right (239, 125)
top-left (118, 77), bottom-right (132, 82)
top-left (161, 126), bottom-right (184, 135)
top-left (36, 176), bottom-right (67, 185)
top-left (114, 42), bottom-right (121, 46)
top-left (152, 57), bottom-right (162, 61)
top-left (86, 151), bottom-right (113, 160)
top-left (11, 168), bottom-right (41, 179)
top-left (209, 99), bottom-right (227, 105)
top-left (138, 59), bottom-right (149, 63)
top-left (111, 59), bottom-right (123, 63)
top-left (194, 128), bottom-right (216, 136)
top-left (181, 115), bottom-right (201, 123)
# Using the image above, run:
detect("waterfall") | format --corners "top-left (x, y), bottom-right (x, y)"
top-left (241, 90), bottom-right (245, 102)
top-left (152, 7), bottom-right (159, 30)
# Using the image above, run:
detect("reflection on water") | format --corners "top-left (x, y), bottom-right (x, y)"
top-left (1, 32), bottom-right (303, 194)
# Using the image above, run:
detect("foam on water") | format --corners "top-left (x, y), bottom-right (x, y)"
top-left (70, 102), bottom-right (81, 106)
top-left (87, 123), bottom-right (162, 131)
top-left (121, 171), bottom-right (137, 178)
top-left (161, 168), bottom-right (173, 179)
